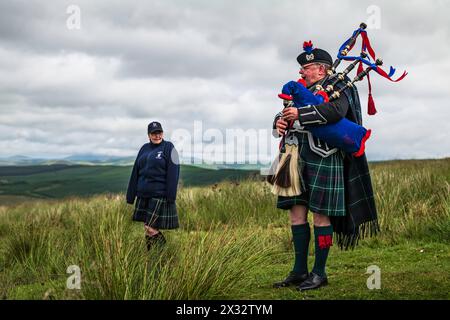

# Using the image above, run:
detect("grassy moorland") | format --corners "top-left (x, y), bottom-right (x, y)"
top-left (0, 159), bottom-right (448, 300)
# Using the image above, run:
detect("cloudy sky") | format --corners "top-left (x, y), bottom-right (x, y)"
top-left (0, 0), bottom-right (448, 163)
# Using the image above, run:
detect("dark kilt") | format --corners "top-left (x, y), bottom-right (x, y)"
top-left (132, 197), bottom-right (179, 229)
top-left (277, 132), bottom-right (346, 216)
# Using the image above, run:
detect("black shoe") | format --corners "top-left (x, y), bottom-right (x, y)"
top-left (145, 232), bottom-right (166, 250)
top-left (273, 272), bottom-right (309, 288)
top-left (296, 272), bottom-right (328, 291)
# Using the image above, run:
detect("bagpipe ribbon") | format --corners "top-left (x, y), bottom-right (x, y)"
top-left (337, 27), bottom-right (407, 115)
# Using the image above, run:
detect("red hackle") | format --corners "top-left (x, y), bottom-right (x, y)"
top-left (303, 40), bottom-right (313, 52)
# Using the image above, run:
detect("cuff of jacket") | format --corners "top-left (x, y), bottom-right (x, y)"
top-left (298, 105), bottom-right (327, 126)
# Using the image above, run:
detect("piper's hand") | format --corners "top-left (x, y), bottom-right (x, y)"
top-left (282, 107), bottom-right (299, 122)
top-left (276, 118), bottom-right (288, 136)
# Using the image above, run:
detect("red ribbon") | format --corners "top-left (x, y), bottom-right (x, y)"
top-left (367, 72), bottom-right (376, 115)
top-left (374, 66), bottom-right (408, 82)
top-left (360, 31), bottom-right (376, 60)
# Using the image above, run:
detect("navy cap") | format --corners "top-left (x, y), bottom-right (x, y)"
top-left (148, 121), bottom-right (163, 134)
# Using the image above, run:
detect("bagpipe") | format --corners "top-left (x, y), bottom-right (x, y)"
top-left (269, 23), bottom-right (407, 196)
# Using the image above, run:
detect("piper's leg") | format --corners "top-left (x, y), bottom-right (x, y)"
top-left (297, 213), bottom-right (333, 291)
top-left (289, 205), bottom-right (307, 225)
top-left (311, 212), bottom-right (333, 278)
top-left (273, 205), bottom-right (310, 288)
top-left (289, 205), bottom-right (310, 275)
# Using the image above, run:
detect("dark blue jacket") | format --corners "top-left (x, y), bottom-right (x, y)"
top-left (126, 140), bottom-right (180, 204)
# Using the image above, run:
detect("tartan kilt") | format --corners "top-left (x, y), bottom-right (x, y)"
top-left (277, 132), bottom-right (346, 216)
top-left (132, 197), bottom-right (179, 229)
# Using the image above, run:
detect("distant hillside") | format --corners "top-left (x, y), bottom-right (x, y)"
top-left (0, 155), bottom-right (136, 167)
top-left (2, 158), bottom-right (449, 205)
top-left (0, 154), bottom-right (266, 169)
top-left (0, 164), bottom-right (260, 202)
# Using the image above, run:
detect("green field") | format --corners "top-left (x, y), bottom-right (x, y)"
top-left (0, 164), bottom-right (259, 203)
top-left (0, 158), bottom-right (449, 300)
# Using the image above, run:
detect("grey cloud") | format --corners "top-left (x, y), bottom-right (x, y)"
top-left (0, 0), bottom-right (449, 160)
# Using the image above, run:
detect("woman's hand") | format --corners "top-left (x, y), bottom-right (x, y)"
top-left (144, 224), bottom-right (159, 236)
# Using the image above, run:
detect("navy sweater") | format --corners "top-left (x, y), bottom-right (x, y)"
top-left (126, 140), bottom-right (180, 204)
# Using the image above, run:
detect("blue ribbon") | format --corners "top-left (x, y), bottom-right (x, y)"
top-left (337, 28), bottom-right (399, 78)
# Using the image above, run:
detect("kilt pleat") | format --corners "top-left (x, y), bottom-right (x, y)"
top-left (132, 197), bottom-right (179, 229)
top-left (277, 132), bottom-right (346, 216)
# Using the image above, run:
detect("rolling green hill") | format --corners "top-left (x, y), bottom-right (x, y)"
top-left (0, 164), bottom-right (260, 203)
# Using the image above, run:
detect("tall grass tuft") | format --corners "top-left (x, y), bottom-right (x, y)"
top-left (177, 180), bottom-right (286, 230)
top-left (74, 209), bottom-right (275, 300)
top-left (370, 161), bottom-right (450, 244)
